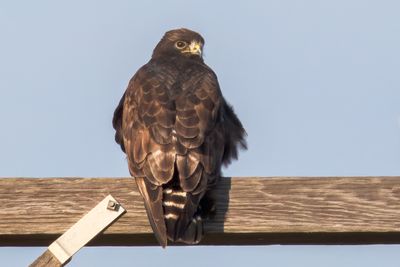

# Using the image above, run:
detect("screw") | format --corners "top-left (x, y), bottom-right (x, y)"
top-left (107, 200), bottom-right (119, 211)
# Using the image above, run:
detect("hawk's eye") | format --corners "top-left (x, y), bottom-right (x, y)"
top-left (175, 41), bottom-right (187, 49)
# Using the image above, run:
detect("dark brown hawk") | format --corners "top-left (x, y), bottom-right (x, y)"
top-left (113, 28), bottom-right (246, 247)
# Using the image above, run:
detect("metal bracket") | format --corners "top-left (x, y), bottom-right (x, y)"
top-left (48, 195), bottom-right (125, 265)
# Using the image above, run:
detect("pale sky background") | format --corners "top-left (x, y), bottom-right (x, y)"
top-left (1, 0), bottom-right (400, 266)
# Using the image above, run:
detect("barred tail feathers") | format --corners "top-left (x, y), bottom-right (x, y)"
top-left (162, 188), bottom-right (203, 244)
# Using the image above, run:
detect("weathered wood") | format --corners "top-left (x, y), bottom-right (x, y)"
top-left (1, 177), bottom-right (400, 246)
top-left (29, 249), bottom-right (63, 267)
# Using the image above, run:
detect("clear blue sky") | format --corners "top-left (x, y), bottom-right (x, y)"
top-left (1, 0), bottom-right (400, 266)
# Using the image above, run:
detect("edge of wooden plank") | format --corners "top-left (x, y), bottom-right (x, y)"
top-left (4, 232), bottom-right (400, 246)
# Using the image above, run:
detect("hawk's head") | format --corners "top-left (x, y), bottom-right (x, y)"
top-left (152, 28), bottom-right (204, 61)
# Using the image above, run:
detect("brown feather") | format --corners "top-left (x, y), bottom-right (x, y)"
top-left (180, 164), bottom-right (203, 192)
top-left (176, 109), bottom-right (197, 118)
top-left (176, 153), bottom-right (200, 179)
top-left (135, 177), bottom-right (167, 247)
top-left (176, 114), bottom-right (200, 127)
top-left (150, 150), bottom-right (175, 172)
top-left (150, 125), bottom-right (172, 145)
top-left (133, 132), bottom-right (146, 164)
top-left (175, 120), bottom-right (200, 138)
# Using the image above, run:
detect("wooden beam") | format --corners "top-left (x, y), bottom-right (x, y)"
top-left (1, 177), bottom-right (400, 246)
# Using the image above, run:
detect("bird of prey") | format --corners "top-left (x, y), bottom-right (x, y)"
top-left (113, 28), bottom-right (246, 247)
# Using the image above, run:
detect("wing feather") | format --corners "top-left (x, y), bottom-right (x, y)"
top-left (176, 153), bottom-right (200, 179)
top-left (117, 66), bottom-right (177, 246)
top-left (112, 92), bottom-right (126, 152)
top-left (135, 177), bottom-right (167, 247)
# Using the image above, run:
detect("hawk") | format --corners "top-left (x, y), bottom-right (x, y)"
top-left (113, 28), bottom-right (246, 247)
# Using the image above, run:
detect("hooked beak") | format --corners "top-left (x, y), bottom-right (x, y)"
top-left (183, 41), bottom-right (202, 56)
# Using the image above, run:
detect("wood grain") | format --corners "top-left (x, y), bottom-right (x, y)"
top-left (29, 250), bottom-right (62, 267)
top-left (1, 177), bottom-right (400, 246)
